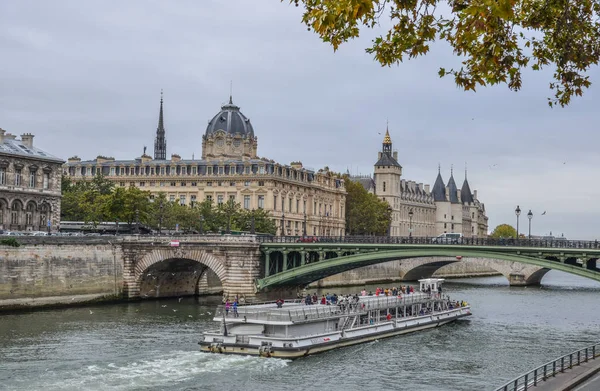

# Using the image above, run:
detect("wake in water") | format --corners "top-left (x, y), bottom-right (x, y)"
top-left (26, 351), bottom-right (290, 391)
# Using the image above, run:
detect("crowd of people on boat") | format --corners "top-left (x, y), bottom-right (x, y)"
top-left (300, 285), bottom-right (422, 307)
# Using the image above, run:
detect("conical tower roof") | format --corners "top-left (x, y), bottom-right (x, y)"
top-left (461, 169), bottom-right (474, 203)
top-left (432, 166), bottom-right (447, 201)
top-left (447, 168), bottom-right (459, 203)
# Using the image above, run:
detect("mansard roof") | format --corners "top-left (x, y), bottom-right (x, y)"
top-left (432, 171), bottom-right (446, 202)
top-left (350, 175), bottom-right (375, 192)
top-left (0, 134), bottom-right (63, 163)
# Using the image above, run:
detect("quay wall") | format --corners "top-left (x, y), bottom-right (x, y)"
top-left (0, 238), bottom-right (122, 311)
top-left (309, 258), bottom-right (500, 289)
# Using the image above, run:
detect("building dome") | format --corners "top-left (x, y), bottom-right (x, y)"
top-left (205, 97), bottom-right (254, 138)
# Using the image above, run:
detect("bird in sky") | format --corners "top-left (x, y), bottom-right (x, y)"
top-left (542, 211), bottom-right (547, 215)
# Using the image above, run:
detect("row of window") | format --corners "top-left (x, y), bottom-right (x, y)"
top-left (0, 203), bottom-right (50, 226)
top-left (69, 164), bottom-right (342, 188)
top-left (122, 180), bottom-right (266, 188)
top-left (0, 168), bottom-right (51, 189)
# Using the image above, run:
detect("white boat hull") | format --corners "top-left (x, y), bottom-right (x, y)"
top-left (199, 308), bottom-right (471, 359)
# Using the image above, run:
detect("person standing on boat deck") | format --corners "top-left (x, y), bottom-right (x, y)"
top-left (312, 293), bottom-right (318, 304)
top-left (320, 295), bottom-right (326, 305)
top-left (225, 300), bottom-right (230, 316)
top-left (233, 299), bottom-right (239, 317)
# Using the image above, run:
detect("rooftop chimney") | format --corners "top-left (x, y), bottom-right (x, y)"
top-left (474, 190), bottom-right (478, 200)
top-left (0, 128), bottom-right (5, 142)
top-left (20, 133), bottom-right (34, 148)
top-left (424, 184), bottom-right (431, 193)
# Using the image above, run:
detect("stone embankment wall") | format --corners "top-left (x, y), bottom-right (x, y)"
top-left (309, 258), bottom-right (500, 288)
top-left (0, 237), bottom-right (122, 311)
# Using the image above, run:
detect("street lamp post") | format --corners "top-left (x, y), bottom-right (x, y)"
top-left (199, 215), bottom-right (204, 235)
top-left (515, 205), bottom-right (521, 239)
top-left (303, 212), bottom-right (307, 236)
top-left (408, 209), bottom-right (414, 238)
top-left (281, 214), bottom-right (285, 236)
top-left (135, 209), bottom-right (140, 235)
top-left (527, 209), bottom-right (533, 239)
top-left (115, 219), bottom-right (119, 236)
top-left (158, 202), bottom-right (163, 235)
top-left (250, 209), bottom-right (256, 234)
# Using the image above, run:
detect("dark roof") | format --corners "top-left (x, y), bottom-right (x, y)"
top-left (205, 97), bottom-right (254, 138)
top-left (432, 172), bottom-right (446, 201)
top-left (350, 176), bottom-right (375, 192)
top-left (375, 152), bottom-right (401, 167)
top-left (447, 174), bottom-right (459, 203)
top-left (0, 137), bottom-right (63, 163)
top-left (461, 178), bottom-right (474, 203)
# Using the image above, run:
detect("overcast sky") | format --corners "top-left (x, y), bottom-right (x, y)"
top-left (1, 0), bottom-right (598, 239)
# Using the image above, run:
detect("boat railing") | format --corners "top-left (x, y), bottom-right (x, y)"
top-left (491, 342), bottom-right (600, 391)
top-left (215, 293), bottom-right (446, 323)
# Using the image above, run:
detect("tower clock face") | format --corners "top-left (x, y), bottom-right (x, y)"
top-left (216, 138), bottom-right (225, 147)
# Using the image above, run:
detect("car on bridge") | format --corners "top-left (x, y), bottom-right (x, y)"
top-left (432, 233), bottom-right (464, 244)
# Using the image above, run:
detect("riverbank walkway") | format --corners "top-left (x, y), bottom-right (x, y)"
top-left (493, 343), bottom-right (600, 391)
top-left (530, 358), bottom-right (600, 390)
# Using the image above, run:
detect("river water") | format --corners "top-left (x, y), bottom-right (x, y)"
top-left (1, 271), bottom-right (599, 391)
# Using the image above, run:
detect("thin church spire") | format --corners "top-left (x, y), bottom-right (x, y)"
top-left (154, 90), bottom-right (167, 160)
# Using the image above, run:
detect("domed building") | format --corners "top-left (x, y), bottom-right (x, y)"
top-left (64, 94), bottom-right (346, 237)
top-left (202, 97), bottom-right (258, 160)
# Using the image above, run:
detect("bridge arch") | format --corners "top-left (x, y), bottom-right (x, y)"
top-left (257, 249), bottom-right (599, 290)
top-left (132, 248), bottom-right (227, 299)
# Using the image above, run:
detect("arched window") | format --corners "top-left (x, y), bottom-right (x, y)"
top-left (39, 203), bottom-right (49, 228)
top-left (11, 201), bottom-right (22, 225)
top-left (25, 203), bottom-right (35, 226)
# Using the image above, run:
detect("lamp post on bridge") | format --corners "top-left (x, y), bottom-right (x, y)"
top-left (387, 206), bottom-right (393, 238)
top-left (250, 209), bottom-right (256, 234)
top-left (199, 215), bottom-right (204, 235)
top-left (280, 213), bottom-right (285, 236)
top-left (527, 209), bottom-right (533, 239)
top-left (515, 205), bottom-right (521, 239)
top-left (303, 212), bottom-right (307, 236)
top-left (408, 209), bottom-right (414, 238)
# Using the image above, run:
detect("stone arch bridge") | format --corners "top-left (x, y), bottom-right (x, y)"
top-left (1, 236), bottom-right (600, 309)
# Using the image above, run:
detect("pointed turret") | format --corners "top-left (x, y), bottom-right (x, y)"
top-left (154, 90), bottom-right (167, 160)
top-left (375, 126), bottom-right (400, 167)
top-left (461, 166), bottom-right (474, 203)
top-left (432, 165), bottom-right (447, 201)
top-left (447, 166), bottom-right (459, 203)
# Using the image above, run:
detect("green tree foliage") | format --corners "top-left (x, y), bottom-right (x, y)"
top-left (490, 223), bottom-right (517, 238)
top-left (288, 0), bottom-right (600, 107)
top-left (61, 177), bottom-right (278, 234)
top-left (345, 176), bottom-right (392, 235)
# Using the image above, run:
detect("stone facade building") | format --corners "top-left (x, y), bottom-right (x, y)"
top-left (351, 129), bottom-right (488, 237)
top-left (0, 129), bottom-right (63, 232)
top-left (63, 95), bottom-right (346, 236)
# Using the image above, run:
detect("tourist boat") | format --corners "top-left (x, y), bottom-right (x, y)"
top-left (199, 278), bottom-right (471, 358)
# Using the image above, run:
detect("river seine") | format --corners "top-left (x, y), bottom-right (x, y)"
top-left (1, 271), bottom-right (599, 391)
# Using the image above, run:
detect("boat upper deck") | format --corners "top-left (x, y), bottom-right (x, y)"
top-left (214, 292), bottom-right (437, 325)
